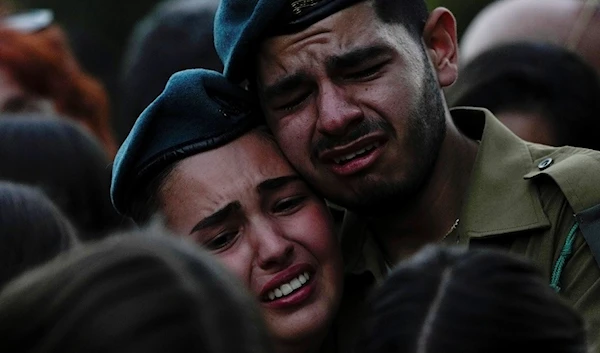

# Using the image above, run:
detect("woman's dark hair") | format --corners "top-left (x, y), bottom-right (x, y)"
top-left (360, 246), bottom-right (588, 353)
top-left (0, 226), bottom-right (273, 353)
top-left (0, 116), bottom-right (130, 240)
top-left (0, 181), bottom-right (76, 288)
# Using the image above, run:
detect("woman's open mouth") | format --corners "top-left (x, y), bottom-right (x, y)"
top-left (259, 264), bottom-right (316, 309)
top-left (265, 272), bottom-right (311, 301)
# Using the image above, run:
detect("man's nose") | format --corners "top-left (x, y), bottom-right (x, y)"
top-left (316, 83), bottom-right (363, 136)
top-left (251, 219), bottom-right (294, 271)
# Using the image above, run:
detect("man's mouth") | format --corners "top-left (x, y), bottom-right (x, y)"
top-left (333, 142), bottom-right (381, 165)
top-left (318, 136), bottom-right (386, 176)
top-left (265, 272), bottom-right (311, 301)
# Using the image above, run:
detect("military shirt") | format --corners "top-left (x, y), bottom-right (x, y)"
top-left (340, 107), bottom-right (600, 348)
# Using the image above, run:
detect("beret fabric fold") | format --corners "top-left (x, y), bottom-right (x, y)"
top-left (111, 69), bottom-right (260, 215)
top-left (214, 0), bottom-right (286, 83)
top-left (214, 0), bottom-right (365, 83)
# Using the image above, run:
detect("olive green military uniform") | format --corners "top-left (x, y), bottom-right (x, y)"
top-left (340, 107), bottom-right (600, 348)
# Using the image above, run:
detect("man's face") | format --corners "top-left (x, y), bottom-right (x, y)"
top-left (257, 1), bottom-right (446, 214)
top-left (159, 131), bottom-right (343, 348)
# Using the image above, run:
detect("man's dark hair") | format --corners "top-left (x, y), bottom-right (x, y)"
top-left (372, 0), bottom-right (429, 36)
top-left (360, 245), bottom-right (588, 353)
top-left (447, 42), bottom-right (600, 150)
top-left (0, 182), bottom-right (76, 289)
top-left (128, 162), bottom-right (177, 225)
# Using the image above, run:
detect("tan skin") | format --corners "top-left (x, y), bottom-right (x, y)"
top-left (159, 132), bottom-right (343, 353)
top-left (257, 3), bottom-right (479, 263)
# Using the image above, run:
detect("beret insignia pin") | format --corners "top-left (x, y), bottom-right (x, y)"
top-left (291, 0), bottom-right (324, 16)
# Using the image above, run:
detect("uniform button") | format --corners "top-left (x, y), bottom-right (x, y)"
top-left (538, 157), bottom-right (553, 170)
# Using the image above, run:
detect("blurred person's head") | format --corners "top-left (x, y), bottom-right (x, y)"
top-left (119, 0), bottom-right (222, 142)
top-left (0, 117), bottom-right (128, 241)
top-left (447, 42), bottom-right (600, 148)
top-left (360, 245), bottom-right (588, 353)
top-left (460, 0), bottom-right (600, 76)
top-left (0, 181), bottom-right (76, 289)
top-left (0, 229), bottom-right (273, 353)
top-left (112, 69), bottom-right (343, 353)
top-left (0, 22), bottom-right (117, 156)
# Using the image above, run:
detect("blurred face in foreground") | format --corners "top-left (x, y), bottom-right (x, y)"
top-left (159, 130), bottom-right (343, 351)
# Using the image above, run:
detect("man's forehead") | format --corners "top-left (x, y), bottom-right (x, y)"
top-left (257, 11), bottom-right (409, 86)
top-left (258, 41), bottom-right (393, 85)
top-left (214, 0), bottom-right (369, 82)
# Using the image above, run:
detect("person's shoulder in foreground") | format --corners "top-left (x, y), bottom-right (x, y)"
top-left (360, 245), bottom-right (589, 353)
top-left (0, 226), bottom-right (273, 353)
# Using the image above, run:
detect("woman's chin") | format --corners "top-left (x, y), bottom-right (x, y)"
top-left (263, 298), bottom-right (335, 350)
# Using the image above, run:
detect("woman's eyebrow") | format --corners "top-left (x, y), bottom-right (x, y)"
top-left (190, 201), bottom-right (242, 234)
top-left (257, 175), bottom-right (302, 194)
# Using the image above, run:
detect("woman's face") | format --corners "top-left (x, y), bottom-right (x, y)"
top-left (159, 131), bottom-right (343, 348)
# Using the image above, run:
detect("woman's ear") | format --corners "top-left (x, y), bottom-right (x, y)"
top-left (423, 8), bottom-right (459, 87)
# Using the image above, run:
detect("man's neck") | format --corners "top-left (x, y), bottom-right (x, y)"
top-left (368, 114), bottom-right (479, 264)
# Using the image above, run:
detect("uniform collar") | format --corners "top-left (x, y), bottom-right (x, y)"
top-left (453, 107), bottom-right (551, 239)
top-left (340, 107), bottom-right (552, 278)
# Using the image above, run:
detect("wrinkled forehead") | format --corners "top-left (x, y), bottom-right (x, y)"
top-left (257, 2), bottom-right (407, 82)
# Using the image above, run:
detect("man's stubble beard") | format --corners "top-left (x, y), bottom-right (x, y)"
top-left (331, 61), bottom-right (447, 217)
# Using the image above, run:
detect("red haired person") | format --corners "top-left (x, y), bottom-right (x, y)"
top-left (0, 10), bottom-right (117, 157)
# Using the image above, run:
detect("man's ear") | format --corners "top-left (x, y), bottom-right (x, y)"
top-left (423, 8), bottom-right (458, 87)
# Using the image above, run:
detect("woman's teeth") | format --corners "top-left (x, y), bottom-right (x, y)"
top-left (333, 142), bottom-right (380, 164)
top-left (267, 272), bottom-right (310, 301)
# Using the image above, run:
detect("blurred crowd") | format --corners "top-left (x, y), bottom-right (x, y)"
top-left (0, 0), bottom-right (599, 352)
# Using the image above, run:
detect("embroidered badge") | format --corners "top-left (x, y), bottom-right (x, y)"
top-left (290, 0), bottom-right (325, 16)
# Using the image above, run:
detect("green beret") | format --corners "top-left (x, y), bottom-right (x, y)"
top-left (214, 0), bottom-right (365, 83)
top-left (111, 69), bottom-right (260, 216)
